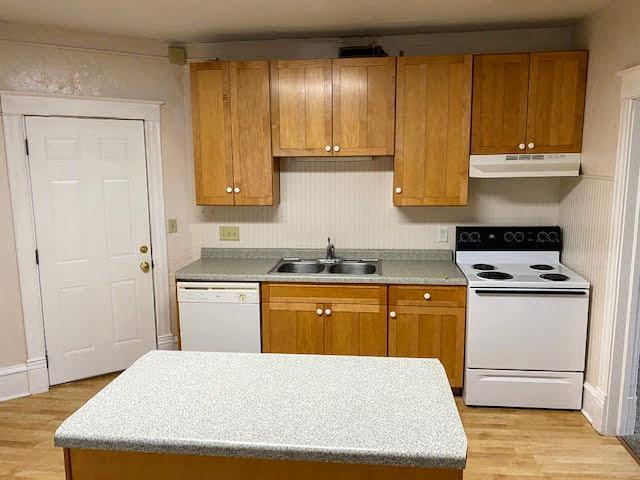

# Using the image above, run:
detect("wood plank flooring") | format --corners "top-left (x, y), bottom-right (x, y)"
top-left (0, 373), bottom-right (638, 479)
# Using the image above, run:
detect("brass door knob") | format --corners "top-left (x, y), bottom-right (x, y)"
top-left (140, 261), bottom-right (150, 273)
top-left (139, 245), bottom-right (149, 254)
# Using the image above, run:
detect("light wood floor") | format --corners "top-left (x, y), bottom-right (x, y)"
top-left (0, 374), bottom-right (638, 479)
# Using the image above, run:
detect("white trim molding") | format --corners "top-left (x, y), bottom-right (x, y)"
top-left (583, 381), bottom-right (606, 431)
top-left (157, 334), bottom-right (180, 351)
top-left (1, 91), bottom-right (171, 398)
top-left (0, 364), bottom-right (29, 402)
top-left (597, 65), bottom-right (640, 435)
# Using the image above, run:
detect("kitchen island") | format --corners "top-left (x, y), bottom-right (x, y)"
top-left (55, 350), bottom-right (467, 479)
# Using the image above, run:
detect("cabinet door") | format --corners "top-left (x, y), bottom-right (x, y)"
top-left (229, 61), bottom-right (276, 205)
top-left (270, 60), bottom-right (332, 157)
top-left (471, 54), bottom-right (530, 154)
top-left (262, 303), bottom-right (324, 354)
top-left (324, 303), bottom-right (387, 356)
top-left (388, 306), bottom-right (465, 388)
top-left (526, 51), bottom-right (588, 153)
top-left (394, 55), bottom-right (471, 206)
top-left (332, 57), bottom-right (396, 156)
top-left (190, 62), bottom-right (234, 205)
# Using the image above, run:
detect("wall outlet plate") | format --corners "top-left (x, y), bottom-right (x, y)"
top-left (219, 226), bottom-right (240, 241)
top-left (437, 225), bottom-right (448, 242)
top-left (167, 218), bottom-right (178, 234)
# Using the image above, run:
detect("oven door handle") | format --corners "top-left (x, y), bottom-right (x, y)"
top-left (474, 289), bottom-right (588, 296)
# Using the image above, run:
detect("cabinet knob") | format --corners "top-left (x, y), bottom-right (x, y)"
top-left (389, 311), bottom-right (397, 318)
top-left (324, 308), bottom-right (332, 316)
top-left (325, 145), bottom-right (331, 152)
top-left (423, 292), bottom-right (431, 300)
top-left (518, 144), bottom-right (526, 150)
top-left (395, 187), bottom-right (402, 194)
top-left (528, 143), bottom-right (535, 149)
top-left (316, 308), bottom-right (323, 316)
top-left (233, 187), bottom-right (240, 194)
top-left (226, 186), bottom-right (233, 193)
top-left (333, 145), bottom-right (340, 152)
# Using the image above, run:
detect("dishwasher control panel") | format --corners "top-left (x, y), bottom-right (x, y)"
top-left (177, 282), bottom-right (260, 304)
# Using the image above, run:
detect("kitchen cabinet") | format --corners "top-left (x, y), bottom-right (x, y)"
top-left (388, 285), bottom-right (466, 388)
top-left (471, 51), bottom-right (588, 154)
top-left (191, 61), bottom-right (277, 206)
top-left (261, 283), bottom-right (387, 356)
top-left (393, 55), bottom-right (472, 206)
top-left (270, 58), bottom-right (396, 157)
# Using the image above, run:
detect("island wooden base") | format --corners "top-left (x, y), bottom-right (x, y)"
top-left (64, 448), bottom-right (463, 480)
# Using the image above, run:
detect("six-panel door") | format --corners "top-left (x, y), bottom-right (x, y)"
top-left (394, 55), bottom-right (472, 206)
top-left (270, 59), bottom-right (333, 157)
top-left (332, 57), bottom-right (396, 156)
top-left (388, 306), bottom-right (466, 388)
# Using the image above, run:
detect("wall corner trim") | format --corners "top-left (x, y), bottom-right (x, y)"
top-left (582, 381), bottom-right (606, 432)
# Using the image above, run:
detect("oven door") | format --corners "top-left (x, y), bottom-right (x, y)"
top-left (466, 288), bottom-right (589, 371)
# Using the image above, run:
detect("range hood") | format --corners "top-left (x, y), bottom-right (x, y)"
top-left (469, 153), bottom-right (581, 178)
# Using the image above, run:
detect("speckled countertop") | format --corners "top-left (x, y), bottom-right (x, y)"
top-left (55, 351), bottom-right (467, 469)
top-left (175, 248), bottom-right (466, 285)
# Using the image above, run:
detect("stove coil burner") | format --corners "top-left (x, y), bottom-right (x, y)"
top-left (530, 264), bottom-right (554, 271)
top-left (540, 273), bottom-right (569, 282)
top-left (477, 271), bottom-right (513, 280)
top-left (472, 264), bottom-right (496, 271)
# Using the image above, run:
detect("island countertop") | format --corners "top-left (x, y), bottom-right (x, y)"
top-left (55, 351), bottom-right (467, 470)
top-left (175, 248), bottom-right (466, 285)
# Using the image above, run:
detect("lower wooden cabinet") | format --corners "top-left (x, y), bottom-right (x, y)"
top-left (388, 306), bottom-right (465, 388)
top-left (324, 303), bottom-right (387, 356)
top-left (261, 302), bottom-right (324, 354)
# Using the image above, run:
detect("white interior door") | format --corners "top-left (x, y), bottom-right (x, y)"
top-left (26, 116), bottom-right (156, 385)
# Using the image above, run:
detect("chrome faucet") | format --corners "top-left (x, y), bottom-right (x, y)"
top-left (326, 237), bottom-right (336, 260)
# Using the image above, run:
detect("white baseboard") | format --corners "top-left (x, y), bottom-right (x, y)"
top-left (0, 363), bottom-right (29, 402)
top-left (26, 356), bottom-right (49, 394)
top-left (582, 381), bottom-right (606, 433)
top-left (157, 334), bottom-right (179, 351)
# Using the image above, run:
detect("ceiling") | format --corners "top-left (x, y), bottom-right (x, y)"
top-left (0, 0), bottom-right (612, 43)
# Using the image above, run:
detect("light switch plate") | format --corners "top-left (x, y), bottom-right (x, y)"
top-left (437, 226), bottom-right (448, 242)
top-left (167, 218), bottom-right (178, 234)
top-left (219, 226), bottom-right (240, 241)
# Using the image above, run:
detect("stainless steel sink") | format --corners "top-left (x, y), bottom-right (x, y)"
top-left (268, 258), bottom-right (381, 275)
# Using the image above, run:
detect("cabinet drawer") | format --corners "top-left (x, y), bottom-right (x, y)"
top-left (262, 283), bottom-right (387, 305)
top-left (389, 285), bottom-right (466, 307)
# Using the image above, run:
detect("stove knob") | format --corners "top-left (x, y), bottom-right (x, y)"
top-left (459, 232), bottom-right (471, 242)
top-left (537, 232), bottom-right (547, 243)
top-left (548, 231), bottom-right (559, 242)
top-left (504, 231), bottom-right (515, 242)
top-left (514, 231), bottom-right (525, 242)
top-left (470, 232), bottom-right (481, 243)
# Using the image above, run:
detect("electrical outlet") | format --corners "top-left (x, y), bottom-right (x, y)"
top-left (167, 218), bottom-right (178, 234)
top-left (219, 226), bottom-right (240, 241)
top-left (437, 226), bottom-right (448, 243)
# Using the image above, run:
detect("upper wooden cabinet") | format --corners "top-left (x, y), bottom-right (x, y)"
top-left (471, 51), bottom-right (588, 154)
top-left (393, 55), bottom-right (472, 206)
top-left (270, 58), bottom-right (396, 157)
top-left (191, 61), bottom-right (277, 206)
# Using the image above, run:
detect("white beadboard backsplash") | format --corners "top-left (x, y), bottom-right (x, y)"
top-left (559, 175), bottom-right (614, 388)
top-left (189, 157), bottom-right (561, 258)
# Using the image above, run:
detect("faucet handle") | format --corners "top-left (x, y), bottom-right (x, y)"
top-left (327, 237), bottom-right (331, 245)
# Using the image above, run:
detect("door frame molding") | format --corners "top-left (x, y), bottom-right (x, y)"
top-left (597, 65), bottom-right (640, 435)
top-left (0, 91), bottom-right (172, 395)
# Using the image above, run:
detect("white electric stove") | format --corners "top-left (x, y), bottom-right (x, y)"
top-left (456, 226), bottom-right (590, 410)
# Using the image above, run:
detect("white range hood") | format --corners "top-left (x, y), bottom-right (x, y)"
top-left (469, 153), bottom-right (581, 178)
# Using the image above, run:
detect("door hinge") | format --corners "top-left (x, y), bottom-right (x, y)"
top-left (35, 249), bottom-right (39, 265)
top-left (24, 138), bottom-right (29, 156)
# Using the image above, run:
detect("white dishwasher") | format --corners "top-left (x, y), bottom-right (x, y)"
top-left (177, 282), bottom-right (261, 353)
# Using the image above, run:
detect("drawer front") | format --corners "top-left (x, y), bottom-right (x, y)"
top-left (389, 285), bottom-right (466, 307)
top-left (261, 283), bottom-right (387, 305)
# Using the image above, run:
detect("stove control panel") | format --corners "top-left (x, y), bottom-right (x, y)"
top-left (456, 226), bottom-right (562, 251)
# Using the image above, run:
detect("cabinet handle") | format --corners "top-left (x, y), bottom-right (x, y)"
top-left (423, 292), bottom-right (431, 300)
top-left (395, 187), bottom-right (402, 194)
top-left (324, 308), bottom-right (332, 316)
top-left (528, 143), bottom-right (535, 149)
top-left (234, 187), bottom-right (240, 194)
top-left (316, 308), bottom-right (323, 316)
top-left (389, 311), bottom-right (397, 318)
top-left (226, 186), bottom-right (233, 193)
top-left (325, 145), bottom-right (331, 152)
top-left (333, 145), bottom-right (340, 152)
top-left (518, 144), bottom-right (525, 150)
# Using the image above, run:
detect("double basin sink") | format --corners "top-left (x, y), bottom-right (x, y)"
top-left (269, 258), bottom-right (381, 276)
